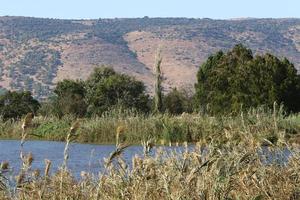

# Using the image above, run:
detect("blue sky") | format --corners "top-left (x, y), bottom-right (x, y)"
top-left (0, 0), bottom-right (299, 19)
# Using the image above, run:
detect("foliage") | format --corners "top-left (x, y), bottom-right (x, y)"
top-left (39, 80), bottom-right (87, 118)
top-left (85, 66), bottom-right (150, 115)
top-left (163, 88), bottom-right (193, 114)
top-left (0, 91), bottom-right (40, 119)
top-left (195, 44), bottom-right (300, 114)
top-left (53, 79), bottom-right (87, 117)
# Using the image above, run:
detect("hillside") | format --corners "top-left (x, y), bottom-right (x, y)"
top-left (0, 16), bottom-right (300, 98)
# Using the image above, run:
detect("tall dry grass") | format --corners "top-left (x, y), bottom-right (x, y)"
top-left (0, 107), bottom-right (299, 199)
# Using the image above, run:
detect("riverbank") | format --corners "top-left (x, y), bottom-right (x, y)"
top-left (0, 108), bottom-right (299, 145)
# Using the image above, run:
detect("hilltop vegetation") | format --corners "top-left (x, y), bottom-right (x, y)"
top-left (0, 17), bottom-right (300, 98)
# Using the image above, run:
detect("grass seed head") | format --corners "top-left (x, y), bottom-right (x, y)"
top-left (32, 169), bottom-right (40, 178)
top-left (22, 113), bottom-right (34, 130)
top-left (70, 119), bottom-right (81, 134)
top-left (116, 125), bottom-right (126, 146)
top-left (0, 161), bottom-right (9, 170)
top-left (25, 152), bottom-right (34, 167)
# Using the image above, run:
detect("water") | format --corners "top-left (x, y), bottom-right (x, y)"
top-left (0, 140), bottom-right (294, 178)
top-left (0, 140), bottom-right (146, 177)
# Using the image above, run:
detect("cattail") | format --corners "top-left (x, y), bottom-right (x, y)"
top-left (44, 159), bottom-right (51, 177)
top-left (0, 161), bottom-right (9, 170)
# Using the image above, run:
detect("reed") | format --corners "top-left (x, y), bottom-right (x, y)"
top-left (0, 107), bottom-right (299, 146)
top-left (0, 108), bottom-right (299, 199)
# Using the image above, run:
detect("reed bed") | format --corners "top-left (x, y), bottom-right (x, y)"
top-left (0, 108), bottom-right (300, 199)
top-left (0, 107), bottom-right (299, 145)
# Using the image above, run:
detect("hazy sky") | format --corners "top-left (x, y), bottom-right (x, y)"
top-left (0, 0), bottom-right (299, 19)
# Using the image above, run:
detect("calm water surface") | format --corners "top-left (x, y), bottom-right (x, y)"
top-left (0, 140), bottom-right (146, 176)
top-left (0, 140), bottom-right (293, 177)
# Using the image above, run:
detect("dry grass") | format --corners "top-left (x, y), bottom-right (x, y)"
top-left (0, 109), bottom-right (300, 199)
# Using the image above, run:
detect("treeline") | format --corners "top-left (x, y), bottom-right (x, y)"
top-left (0, 44), bottom-right (300, 120)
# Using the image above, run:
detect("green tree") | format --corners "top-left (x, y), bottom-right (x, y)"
top-left (195, 44), bottom-right (300, 114)
top-left (164, 88), bottom-right (193, 114)
top-left (50, 79), bottom-right (87, 117)
top-left (85, 66), bottom-right (150, 115)
top-left (0, 91), bottom-right (40, 119)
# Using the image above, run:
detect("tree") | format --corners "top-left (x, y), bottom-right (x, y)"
top-left (0, 91), bottom-right (40, 119)
top-left (85, 66), bottom-right (150, 115)
top-left (51, 79), bottom-right (87, 117)
top-left (195, 44), bottom-right (300, 114)
top-left (164, 88), bottom-right (193, 114)
top-left (153, 49), bottom-right (163, 113)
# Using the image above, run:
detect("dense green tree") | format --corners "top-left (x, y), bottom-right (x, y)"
top-left (164, 88), bottom-right (193, 114)
top-left (51, 79), bottom-right (87, 117)
top-left (195, 44), bottom-right (300, 114)
top-left (0, 91), bottom-right (40, 119)
top-left (85, 66), bottom-right (150, 115)
top-left (54, 79), bottom-right (86, 97)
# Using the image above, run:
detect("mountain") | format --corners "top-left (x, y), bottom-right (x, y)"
top-left (0, 16), bottom-right (300, 99)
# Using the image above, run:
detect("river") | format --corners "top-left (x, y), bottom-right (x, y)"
top-left (0, 140), bottom-right (293, 178)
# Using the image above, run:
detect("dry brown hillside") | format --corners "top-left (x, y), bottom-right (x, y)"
top-left (0, 17), bottom-right (300, 98)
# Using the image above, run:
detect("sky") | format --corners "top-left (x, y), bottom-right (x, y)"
top-left (0, 0), bottom-right (299, 19)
